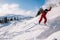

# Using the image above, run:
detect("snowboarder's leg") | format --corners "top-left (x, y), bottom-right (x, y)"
top-left (43, 14), bottom-right (47, 24)
top-left (39, 15), bottom-right (43, 24)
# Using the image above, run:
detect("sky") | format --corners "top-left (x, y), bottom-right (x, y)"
top-left (0, 0), bottom-right (45, 10)
top-left (0, 0), bottom-right (46, 16)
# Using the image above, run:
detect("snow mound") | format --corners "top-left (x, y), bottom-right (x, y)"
top-left (45, 31), bottom-right (60, 40)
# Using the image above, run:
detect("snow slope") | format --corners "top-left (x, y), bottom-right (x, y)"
top-left (0, 6), bottom-right (60, 40)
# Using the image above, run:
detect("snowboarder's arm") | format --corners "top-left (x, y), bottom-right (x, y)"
top-left (36, 11), bottom-right (41, 17)
top-left (36, 8), bottom-right (43, 17)
top-left (48, 7), bottom-right (52, 11)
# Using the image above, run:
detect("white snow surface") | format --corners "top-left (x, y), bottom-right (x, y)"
top-left (0, 6), bottom-right (60, 40)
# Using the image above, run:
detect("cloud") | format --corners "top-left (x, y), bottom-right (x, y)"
top-left (0, 3), bottom-right (36, 16)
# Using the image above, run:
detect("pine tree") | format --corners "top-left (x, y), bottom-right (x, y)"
top-left (4, 17), bottom-right (8, 23)
top-left (10, 18), bottom-right (13, 21)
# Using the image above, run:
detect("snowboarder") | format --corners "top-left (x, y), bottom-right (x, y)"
top-left (39, 7), bottom-right (52, 24)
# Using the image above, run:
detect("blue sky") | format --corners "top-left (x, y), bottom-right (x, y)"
top-left (1, 0), bottom-right (46, 10)
top-left (0, 0), bottom-right (47, 16)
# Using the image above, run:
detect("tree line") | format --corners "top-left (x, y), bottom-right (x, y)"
top-left (0, 17), bottom-right (18, 24)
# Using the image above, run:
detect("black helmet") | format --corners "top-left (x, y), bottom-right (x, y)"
top-left (45, 9), bottom-right (48, 11)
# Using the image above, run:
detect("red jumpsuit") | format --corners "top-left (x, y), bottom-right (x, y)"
top-left (39, 8), bottom-right (51, 24)
top-left (39, 12), bottom-right (47, 24)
